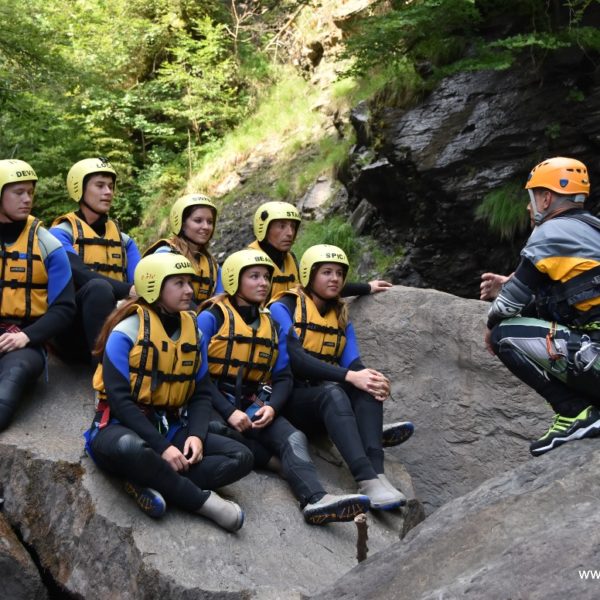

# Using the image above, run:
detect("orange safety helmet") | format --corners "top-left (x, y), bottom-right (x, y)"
top-left (525, 157), bottom-right (590, 198)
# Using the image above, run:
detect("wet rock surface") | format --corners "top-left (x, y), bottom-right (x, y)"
top-left (314, 441), bottom-right (600, 600)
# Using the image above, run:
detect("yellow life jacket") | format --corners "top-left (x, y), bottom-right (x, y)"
top-left (248, 240), bottom-right (299, 300)
top-left (53, 212), bottom-right (127, 281)
top-left (0, 216), bottom-right (48, 320)
top-left (93, 305), bottom-right (201, 409)
top-left (205, 296), bottom-right (278, 384)
top-left (275, 288), bottom-right (346, 363)
top-left (144, 238), bottom-right (218, 303)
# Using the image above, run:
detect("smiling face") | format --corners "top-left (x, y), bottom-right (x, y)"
top-left (82, 174), bottom-right (114, 214)
top-left (0, 180), bottom-right (35, 223)
top-left (181, 206), bottom-right (215, 247)
top-left (265, 219), bottom-right (298, 252)
top-left (237, 265), bottom-right (272, 305)
top-left (157, 274), bottom-right (194, 312)
top-left (310, 262), bottom-right (346, 300)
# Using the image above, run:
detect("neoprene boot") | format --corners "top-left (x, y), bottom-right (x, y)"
top-left (377, 474), bottom-right (407, 503)
top-left (197, 491), bottom-right (244, 532)
top-left (358, 477), bottom-right (405, 510)
top-left (302, 493), bottom-right (370, 525)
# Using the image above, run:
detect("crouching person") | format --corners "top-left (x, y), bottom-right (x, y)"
top-left (85, 253), bottom-right (252, 531)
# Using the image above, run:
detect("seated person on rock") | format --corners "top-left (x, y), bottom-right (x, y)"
top-left (197, 248), bottom-right (371, 525)
top-left (249, 200), bottom-right (392, 302)
top-left (485, 157), bottom-right (600, 456)
top-left (85, 253), bottom-right (252, 531)
top-left (269, 245), bottom-right (410, 511)
top-left (144, 193), bottom-right (223, 307)
top-left (0, 160), bottom-right (76, 431)
top-left (50, 158), bottom-right (140, 364)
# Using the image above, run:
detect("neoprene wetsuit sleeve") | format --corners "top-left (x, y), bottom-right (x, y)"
top-left (49, 225), bottom-right (133, 298)
top-left (269, 363), bottom-right (293, 414)
top-left (67, 252), bottom-right (132, 298)
top-left (124, 237), bottom-right (141, 283)
top-left (487, 258), bottom-right (543, 329)
top-left (341, 282), bottom-right (371, 297)
top-left (102, 333), bottom-right (172, 455)
top-left (186, 374), bottom-right (212, 442)
top-left (22, 244), bottom-right (76, 346)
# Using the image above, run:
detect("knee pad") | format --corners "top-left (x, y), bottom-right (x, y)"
top-left (114, 433), bottom-right (152, 467)
top-left (320, 384), bottom-right (353, 419)
top-left (287, 430), bottom-right (311, 463)
top-left (234, 448), bottom-right (254, 473)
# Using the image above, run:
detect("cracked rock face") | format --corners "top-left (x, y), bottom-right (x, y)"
top-left (345, 50), bottom-right (600, 297)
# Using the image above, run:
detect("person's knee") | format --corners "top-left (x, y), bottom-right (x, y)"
top-left (285, 430), bottom-right (311, 463)
top-left (114, 433), bottom-right (155, 471)
top-left (490, 324), bottom-right (505, 354)
top-left (320, 383), bottom-right (353, 418)
top-left (234, 446), bottom-right (254, 475)
top-left (79, 279), bottom-right (116, 307)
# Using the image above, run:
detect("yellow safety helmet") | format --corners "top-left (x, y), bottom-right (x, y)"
top-left (221, 249), bottom-right (275, 296)
top-left (525, 157), bottom-right (590, 199)
top-left (0, 159), bottom-right (38, 196)
top-left (67, 157), bottom-right (117, 202)
top-left (170, 193), bottom-right (218, 236)
top-left (253, 201), bottom-right (301, 242)
top-left (134, 253), bottom-right (196, 304)
top-left (299, 244), bottom-right (349, 287)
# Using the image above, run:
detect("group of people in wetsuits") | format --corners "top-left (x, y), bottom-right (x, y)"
top-left (5, 153), bottom-right (600, 532)
top-left (0, 157), bottom-right (414, 532)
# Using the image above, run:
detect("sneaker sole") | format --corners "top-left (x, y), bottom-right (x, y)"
top-left (304, 497), bottom-right (370, 526)
top-left (124, 483), bottom-right (166, 518)
top-left (382, 424), bottom-right (415, 448)
top-left (530, 419), bottom-right (600, 456)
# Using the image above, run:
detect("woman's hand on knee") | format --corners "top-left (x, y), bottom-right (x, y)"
top-left (161, 445), bottom-right (189, 472)
top-left (184, 436), bottom-right (203, 464)
top-left (346, 368), bottom-right (390, 401)
top-left (227, 409), bottom-right (252, 432)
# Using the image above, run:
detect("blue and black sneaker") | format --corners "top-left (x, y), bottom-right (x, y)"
top-left (382, 421), bottom-right (414, 448)
top-left (124, 482), bottom-right (167, 518)
top-left (303, 493), bottom-right (370, 526)
top-left (530, 406), bottom-right (600, 456)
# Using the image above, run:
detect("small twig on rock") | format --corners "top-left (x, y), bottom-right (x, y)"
top-left (355, 513), bottom-right (368, 563)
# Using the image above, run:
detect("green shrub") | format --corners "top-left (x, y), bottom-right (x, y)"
top-left (475, 182), bottom-right (529, 240)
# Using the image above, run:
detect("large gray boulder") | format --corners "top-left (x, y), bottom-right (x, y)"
top-left (314, 440), bottom-right (600, 600)
top-left (0, 511), bottom-right (47, 600)
top-left (0, 351), bottom-right (420, 598)
top-left (348, 286), bottom-right (553, 513)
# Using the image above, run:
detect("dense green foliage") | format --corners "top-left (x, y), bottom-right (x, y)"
top-left (0, 0), bottom-right (272, 228)
top-left (341, 0), bottom-right (600, 80)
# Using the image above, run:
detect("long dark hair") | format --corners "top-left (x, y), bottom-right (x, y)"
top-left (92, 297), bottom-right (149, 359)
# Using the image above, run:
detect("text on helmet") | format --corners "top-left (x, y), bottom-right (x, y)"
top-left (15, 170), bottom-right (36, 177)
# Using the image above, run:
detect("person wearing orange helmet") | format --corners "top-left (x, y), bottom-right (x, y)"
top-left (485, 157), bottom-right (600, 456)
